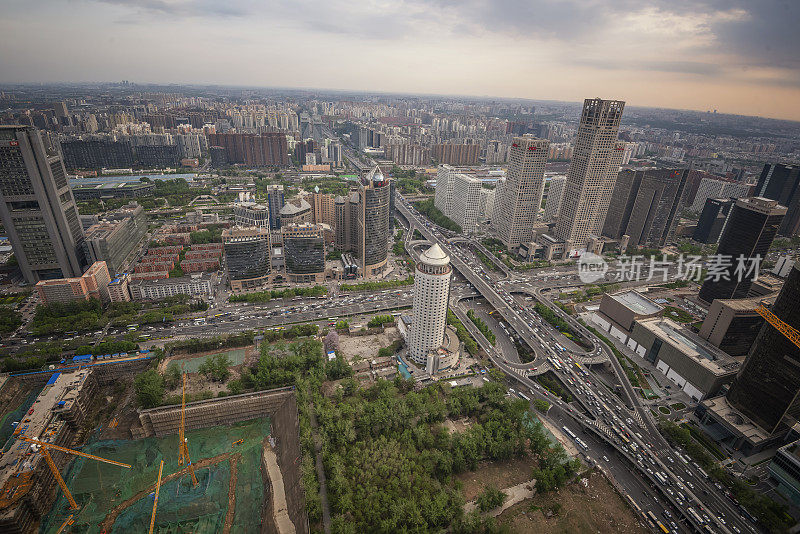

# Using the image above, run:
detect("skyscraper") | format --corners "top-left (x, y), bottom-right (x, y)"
top-left (698, 197), bottom-right (786, 303)
top-left (602, 168), bottom-right (689, 248)
top-left (693, 198), bottom-right (735, 244)
top-left (554, 98), bottom-right (625, 251)
top-left (449, 173), bottom-right (483, 234)
top-left (408, 244), bottom-right (452, 365)
top-left (543, 175), bottom-right (566, 222)
top-left (222, 227), bottom-right (272, 292)
top-left (724, 264), bottom-right (800, 435)
top-left (357, 166), bottom-right (391, 277)
top-left (492, 135), bottom-right (549, 249)
top-left (0, 125), bottom-right (86, 283)
top-left (434, 164), bottom-right (455, 216)
top-left (754, 163), bottom-right (800, 237)
top-left (266, 184), bottom-right (285, 229)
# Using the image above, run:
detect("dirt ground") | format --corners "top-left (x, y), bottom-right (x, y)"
top-left (497, 470), bottom-right (648, 534)
top-left (443, 418), bottom-right (472, 434)
top-left (455, 453), bottom-right (537, 501)
top-left (338, 328), bottom-right (401, 362)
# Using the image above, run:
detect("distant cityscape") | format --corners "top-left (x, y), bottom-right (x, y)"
top-left (0, 83), bottom-right (799, 534)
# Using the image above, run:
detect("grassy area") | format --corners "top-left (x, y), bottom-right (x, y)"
top-left (658, 406), bottom-right (671, 415)
top-left (670, 402), bottom-right (686, 410)
top-left (467, 309), bottom-right (496, 345)
top-left (663, 306), bottom-right (695, 323)
top-left (584, 324), bottom-right (641, 389)
top-left (228, 285), bottom-right (327, 302)
top-left (447, 309), bottom-right (478, 355)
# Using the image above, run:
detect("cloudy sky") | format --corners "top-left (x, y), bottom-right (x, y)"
top-left (2, 0), bottom-right (799, 120)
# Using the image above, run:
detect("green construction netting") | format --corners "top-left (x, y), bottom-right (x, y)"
top-left (39, 417), bottom-right (270, 533)
top-left (0, 387), bottom-right (43, 451)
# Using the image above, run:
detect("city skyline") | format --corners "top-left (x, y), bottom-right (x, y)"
top-left (2, 1), bottom-right (800, 121)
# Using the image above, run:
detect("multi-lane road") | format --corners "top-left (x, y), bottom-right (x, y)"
top-left (397, 194), bottom-right (757, 534)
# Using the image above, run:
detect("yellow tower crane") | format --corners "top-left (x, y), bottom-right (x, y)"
top-left (17, 436), bottom-right (131, 510)
top-left (55, 514), bottom-right (74, 534)
top-left (178, 372), bottom-right (198, 486)
top-left (148, 460), bottom-right (164, 534)
top-left (755, 304), bottom-right (800, 351)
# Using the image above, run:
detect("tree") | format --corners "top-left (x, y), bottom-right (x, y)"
top-left (476, 485), bottom-right (506, 512)
top-left (324, 330), bottom-right (340, 352)
top-left (164, 363), bottom-right (181, 389)
top-left (134, 369), bottom-right (164, 408)
top-left (199, 353), bottom-right (232, 382)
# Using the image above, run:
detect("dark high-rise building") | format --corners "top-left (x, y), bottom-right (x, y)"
top-left (0, 126), bottom-right (86, 283)
top-left (725, 264), bottom-right (800, 435)
top-left (206, 133), bottom-right (289, 167)
top-left (60, 139), bottom-right (135, 169)
top-left (693, 198), bottom-right (735, 244)
top-left (602, 168), bottom-right (688, 247)
top-left (209, 146), bottom-right (227, 168)
top-left (222, 227), bottom-right (271, 292)
top-left (357, 166), bottom-right (391, 277)
top-left (282, 223), bottom-right (326, 284)
top-left (266, 184), bottom-right (285, 229)
top-left (699, 197), bottom-right (786, 303)
top-left (602, 169), bottom-right (642, 240)
top-left (626, 169), bottom-right (689, 248)
top-left (135, 145), bottom-right (179, 168)
top-left (754, 163), bottom-right (800, 237)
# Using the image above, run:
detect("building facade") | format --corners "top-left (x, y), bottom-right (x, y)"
top-left (554, 98), bottom-right (625, 251)
top-left (492, 135), bottom-right (549, 249)
top-left (543, 175), bottom-right (566, 222)
top-left (83, 202), bottom-right (147, 276)
top-left (408, 244), bottom-right (452, 365)
top-left (755, 163), bottom-right (800, 236)
top-left (222, 227), bottom-right (272, 291)
top-left (282, 223), bottom-right (326, 284)
top-left (206, 132), bottom-right (289, 166)
top-left (234, 202), bottom-right (270, 228)
top-left (449, 173), bottom-right (483, 234)
top-left (0, 126), bottom-right (87, 283)
top-left (698, 197), bottom-right (786, 303)
top-left (35, 261), bottom-right (111, 305)
top-left (693, 198), bottom-right (735, 244)
top-left (357, 166), bottom-right (391, 277)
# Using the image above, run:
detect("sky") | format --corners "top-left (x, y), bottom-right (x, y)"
top-left (2, 0), bottom-right (799, 120)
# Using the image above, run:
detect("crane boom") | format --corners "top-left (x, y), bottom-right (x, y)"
top-left (18, 436), bottom-right (132, 468)
top-left (756, 304), bottom-right (800, 351)
top-left (149, 460), bottom-right (164, 534)
top-left (18, 435), bottom-right (131, 511)
top-left (178, 372), bottom-right (198, 486)
top-left (56, 514), bottom-right (74, 534)
top-left (42, 448), bottom-right (78, 510)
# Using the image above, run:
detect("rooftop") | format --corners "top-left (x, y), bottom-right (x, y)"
top-left (637, 317), bottom-right (740, 375)
top-left (609, 290), bottom-right (663, 315)
top-left (420, 243), bottom-right (450, 266)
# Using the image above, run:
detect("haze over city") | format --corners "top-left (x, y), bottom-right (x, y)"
top-left (2, 0), bottom-right (800, 120)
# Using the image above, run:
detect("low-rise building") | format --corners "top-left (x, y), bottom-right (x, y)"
top-left (107, 274), bottom-right (131, 302)
top-left (35, 261), bottom-right (111, 305)
top-left (129, 272), bottom-right (214, 300)
top-left (594, 290), bottom-right (664, 334)
top-left (629, 317), bottom-right (740, 401)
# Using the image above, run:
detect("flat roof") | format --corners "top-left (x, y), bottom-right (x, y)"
top-left (637, 317), bottom-right (740, 375)
top-left (702, 395), bottom-right (771, 443)
top-left (610, 290), bottom-right (663, 315)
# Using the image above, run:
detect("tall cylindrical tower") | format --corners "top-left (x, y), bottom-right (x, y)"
top-left (408, 244), bottom-right (452, 365)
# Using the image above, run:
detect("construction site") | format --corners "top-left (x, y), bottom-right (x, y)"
top-left (0, 366), bottom-right (306, 534)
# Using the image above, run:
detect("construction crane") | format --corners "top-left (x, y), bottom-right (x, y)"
top-left (17, 436), bottom-right (131, 510)
top-left (148, 460), bottom-right (164, 534)
top-left (56, 514), bottom-right (74, 534)
top-left (756, 304), bottom-right (800, 350)
top-left (178, 372), bottom-right (198, 486)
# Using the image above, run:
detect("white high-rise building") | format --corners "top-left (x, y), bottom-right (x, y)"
top-left (480, 188), bottom-right (496, 221)
top-left (434, 164), bottom-right (455, 215)
top-left (689, 177), bottom-right (752, 212)
top-left (408, 244), bottom-right (452, 366)
top-left (554, 98), bottom-right (625, 251)
top-left (543, 175), bottom-right (567, 222)
top-left (450, 173), bottom-right (483, 233)
top-left (492, 135), bottom-right (549, 249)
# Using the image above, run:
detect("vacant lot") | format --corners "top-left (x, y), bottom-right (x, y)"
top-left (338, 327), bottom-right (401, 362)
top-left (455, 454), bottom-right (537, 501)
top-left (497, 470), bottom-right (647, 534)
